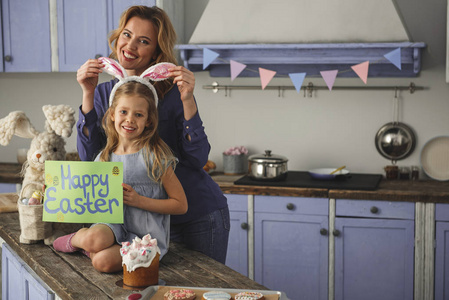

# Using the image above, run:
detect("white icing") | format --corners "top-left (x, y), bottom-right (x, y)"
top-left (234, 291), bottom-right (264, 300)
top-left (202, 291), bottom-right (232, 300)
top-left (121, 233), bottom-right (161, 272)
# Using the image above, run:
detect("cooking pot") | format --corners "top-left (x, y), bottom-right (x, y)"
top-left (248, 150), bottom-right (288, 181)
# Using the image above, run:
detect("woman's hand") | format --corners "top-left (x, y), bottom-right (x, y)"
top-left (169, 66), bottom-right (195, 103)
top-left (169, 66), bottom-right (198, 122)
top-left (122, 183), bottom-right (141, 207)
top-left (77, 59), bottom-right (103, 95)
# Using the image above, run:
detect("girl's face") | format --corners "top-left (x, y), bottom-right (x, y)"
top-left (111, 95), bottom-right (150, 143)
top-left (116, 17), bottom-right (158, 76)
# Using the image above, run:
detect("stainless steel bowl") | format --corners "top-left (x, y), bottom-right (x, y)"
top-left (248, 150), bottom-right (288, 181)
top-left (375, 122), bottom-right (416, 161)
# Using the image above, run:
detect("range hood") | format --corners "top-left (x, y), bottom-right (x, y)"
top-left (177, 0), bottom-right (426, 78)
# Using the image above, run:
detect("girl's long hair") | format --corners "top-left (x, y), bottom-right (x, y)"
top-left (108, 5), bottom-right (177, 99)
top-left (100, 82), bottom-right (176, 183)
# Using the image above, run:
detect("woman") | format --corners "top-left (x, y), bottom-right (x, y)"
top-left (75, 6), bottom-right (229, 263)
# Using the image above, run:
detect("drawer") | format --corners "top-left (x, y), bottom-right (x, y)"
top-left (435, 203), bottom-right (449, 221)
top-left (336, 199), bottom-right (414, 220)
top-left (226, 194), bottom-right (248, 212)
top-left (255, 195), bottom-right (328, 216)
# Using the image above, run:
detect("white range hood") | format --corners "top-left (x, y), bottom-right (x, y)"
top-left (177, 0), bottom-right (425, 78)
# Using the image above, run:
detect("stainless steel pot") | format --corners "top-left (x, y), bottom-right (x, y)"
top-left (248, 150), bottom-right (288, 181)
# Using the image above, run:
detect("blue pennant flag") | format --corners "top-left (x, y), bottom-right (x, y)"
top-left (289, 73), bottom-right (306, 93)
top-left (203, 48), bottom-right (220, 70)
top-left (384, 48), bottom-right (402, 70)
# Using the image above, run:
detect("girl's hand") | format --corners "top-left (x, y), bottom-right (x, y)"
top-left (169, 66), bottom-right (195, 103)
top-left (77, 59), bottom-right (104, 95)
top-left (122, 183), bottom-right (141, 207)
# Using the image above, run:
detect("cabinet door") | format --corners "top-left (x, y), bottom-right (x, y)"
top-left (1, 0), bottom-right (51, 72)
top-left (334, 217), bottom-right (414, 300)
top-left (2, 244), bottom-right (23, 299)
top-left (254, 205), bottom-right (328, 300)
top-left (2, 244), bottom-right (55, 300)
top-left (57, 0), bottom-right (155, 71)
top-left (57, 0), bottom-right (109, 71)
top-left (225, 194), bottom-right (248, 276)
top-left (435, 221), bottom-right (449, 300)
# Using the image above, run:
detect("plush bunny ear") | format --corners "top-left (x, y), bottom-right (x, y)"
top-left (0, 111), bottom-right (38, 146)
top-left (99, 57), bottom-right (128, 80)
top-left (43, 105), bottom-right (76, 138)
top-left (140, 62), bottom-right (176, 81)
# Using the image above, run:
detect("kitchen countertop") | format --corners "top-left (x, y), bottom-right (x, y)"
top-left (0, 212), bottom-right (267, 299)
top-left (2, 162), bottom-right (449, 202)
top-left (210, 172), bottom-right (449, 203)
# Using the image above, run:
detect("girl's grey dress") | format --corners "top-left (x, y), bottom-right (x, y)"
top-left (95, 149), bottom-right (170, 258)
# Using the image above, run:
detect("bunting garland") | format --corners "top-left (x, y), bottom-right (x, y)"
top-left (202, 47), bottom-right (403, 91)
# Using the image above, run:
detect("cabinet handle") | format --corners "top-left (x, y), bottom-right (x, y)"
top-left (370, 206), bottom-right (379, 214)
top-left (95, 54), bottom-right (102, 59)
top-left (240, 223), bottom-right (249, 230)
top-left (286, 203), bottom-right (295, 210)
top-left (320, 228), bottom-right (328, 236)
top-left (333, 229), bottom-right (341, 237)
top-left (4, 55), bottom-right (12, 62)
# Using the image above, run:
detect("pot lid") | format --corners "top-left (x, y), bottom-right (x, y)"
top-left (375, 122), bottom-right (416, 161)
top-left (248, 150), bottom-right (288, 164)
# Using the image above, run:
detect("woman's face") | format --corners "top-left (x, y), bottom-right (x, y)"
top-left (116, 17), bottom-right (158, 76)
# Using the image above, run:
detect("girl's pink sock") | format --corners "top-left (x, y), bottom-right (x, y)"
top-left (53, 233), bottom-right (80, 253)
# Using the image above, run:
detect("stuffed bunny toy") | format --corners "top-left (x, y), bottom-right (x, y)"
top-left (0, 105), bottom-right (77, 244)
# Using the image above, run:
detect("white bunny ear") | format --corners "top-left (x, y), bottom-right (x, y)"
top-left (42, 105), bottom-right (76, 138)
top-left (0, 111), bottom-right (38, 146)
top-left (99, 57), bottom-right (128, 80)
top-left (141, 62), bottom-right (176, 81)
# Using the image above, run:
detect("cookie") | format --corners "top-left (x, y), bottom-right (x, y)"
top-left (164, 289), bottom-right (196, 300)
top-left (234, 291), bottom-right (265, 300)
top-left (202, 290), bottom-right (232, 300)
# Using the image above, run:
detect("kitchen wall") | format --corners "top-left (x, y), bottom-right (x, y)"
top-left (1, 0), bottom-right (448, 179)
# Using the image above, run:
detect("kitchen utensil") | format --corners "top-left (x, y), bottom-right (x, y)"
top-left (330, 165), bottom-right (346, 175)
top-left (248, 150), bottom-right (288, 181)
top-left (308, 168), bottom-right (350, 180)
top-left (375, 91), bottom-right (416, 161)
top-left (420, 136), bottom-right (449, 181)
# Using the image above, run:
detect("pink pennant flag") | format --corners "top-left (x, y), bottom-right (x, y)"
top-left (259, 68), bottom-right (276, 90)
top-left (320, 70), bottom-right (338, 91)
top-left (351, 61), bottom-right (369, 84)
top-left (230, 60), bottom-right (247, 81)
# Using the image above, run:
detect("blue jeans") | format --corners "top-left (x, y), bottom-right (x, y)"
top-left (170, 207), bottom-right (230, 264)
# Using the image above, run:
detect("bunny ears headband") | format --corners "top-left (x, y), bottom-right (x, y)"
top-left (99, 57), bottom-right (176, 107)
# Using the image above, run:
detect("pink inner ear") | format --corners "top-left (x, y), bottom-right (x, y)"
top-left (142, 63), bottom-right (174, 80)
top-left (99, 57), bottom-right (124, 78)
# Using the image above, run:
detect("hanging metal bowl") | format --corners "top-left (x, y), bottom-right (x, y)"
top-left (375, 122), bottom-right (416, 161)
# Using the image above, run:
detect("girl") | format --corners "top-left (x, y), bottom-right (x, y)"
top-left (76, 6), bottom-right (229, 264)
top-left (54, 74), bottom-right (187, 273)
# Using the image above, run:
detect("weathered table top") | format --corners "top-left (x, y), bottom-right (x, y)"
top-left (0, 212), bottom-right (267, 300)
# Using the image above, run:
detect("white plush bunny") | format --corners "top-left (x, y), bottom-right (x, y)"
top-left (0, 105), bottom-right (76, 244)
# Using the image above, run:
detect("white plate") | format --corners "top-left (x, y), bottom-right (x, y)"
top-left (420, 136), bottom-right (449, 181)
top-left (308, 168), bottom-right (350, 180)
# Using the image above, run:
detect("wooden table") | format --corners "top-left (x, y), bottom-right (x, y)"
top-left (0, 212), bottom-right (267, 300)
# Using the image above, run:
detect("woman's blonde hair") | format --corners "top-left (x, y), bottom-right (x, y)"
top-left (100, 81), bottom-right (176, 183)
top-left (108, 5), bottom-right (178, 98)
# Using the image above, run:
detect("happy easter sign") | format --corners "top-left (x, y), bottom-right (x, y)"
top-left (43, 161), bottom-right (124, 223)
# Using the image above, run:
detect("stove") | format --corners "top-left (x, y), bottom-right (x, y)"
top-left (234, 171), bottom-right (382, 190)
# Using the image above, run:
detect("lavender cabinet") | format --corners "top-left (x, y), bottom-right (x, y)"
top-left (334, 199), bottom-right (415, 300)
top-left (254, 196), bottom-right (329, 300)
top-left (2, 243), bottom-right (55, 300)
top-left (225, 194), bottom-right (249, 277)
top-left (1, 0), bottom-right (51, 72)
top-left (56, 0), bottom-right (155, 71)
top-left (435, 203), bottom-right (449, 300)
